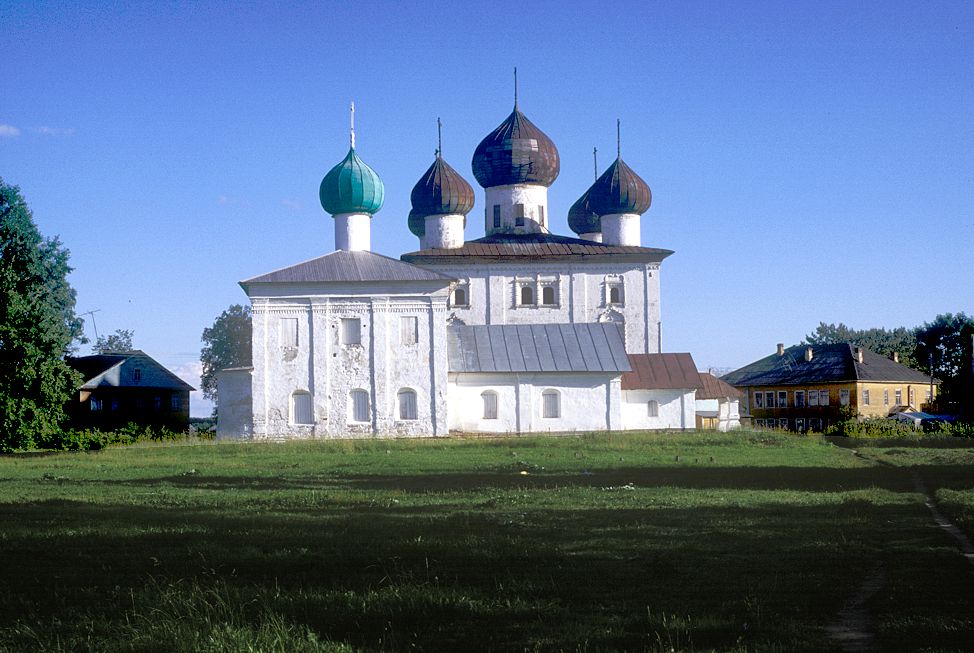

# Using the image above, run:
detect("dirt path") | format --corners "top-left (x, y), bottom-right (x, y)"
top-left (824, 565), bottom-right (886, 652)
top-left (911, 471), bottom-right (974, 571)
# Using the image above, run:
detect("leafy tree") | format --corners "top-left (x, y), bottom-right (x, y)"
top-left (200, 304), bottom-right (252, 404)
top-left (803, 322), bottom-right (919, 369)
top-left (93, 328), bottom-right (135, 354)
top-left (0, 179), bottom-right (84, 451)
top-left (914, 313), bottom-right (974, 415)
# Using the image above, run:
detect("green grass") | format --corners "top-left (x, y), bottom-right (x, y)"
top-left (1, 432), bottom-right (973, 652)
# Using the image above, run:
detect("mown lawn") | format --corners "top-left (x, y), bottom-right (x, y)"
top-left (1, 432), bottom-right (972, 652)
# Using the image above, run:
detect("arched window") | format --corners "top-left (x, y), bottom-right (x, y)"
top-left (520, 286), bottom-right (534, 305)
top-left (453, 287), bottom-right (467, 307)
top-left (481, 391), bottom-right (498, 419)
top-left (542, 286), bottom-right (556, 305)
top-left (349, 389), bottom-right (370, 423)
top-left (542, 389), bottom-right (560, 419)
top-left (647, 400), bottom-right (659, 417)
top-left (398, 388), bottom-right (418, 420)
top-left (609, 286), bottom-right (621, 304)
top-left (291, 391), bottom-right (313, 425)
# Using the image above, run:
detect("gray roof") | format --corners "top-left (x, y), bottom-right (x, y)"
top-left (66, 351), bottom-right (195, 391)
top-left (448, 323), bottom-right (631, 373)
top-left (402, 233), bottom-right (673, 264)
top-left (243, 250), bottom-right (454, 285)
top-left (721, 343), bottom-right (933, 387)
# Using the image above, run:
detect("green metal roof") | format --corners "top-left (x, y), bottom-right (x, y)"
top-left (319, 147), bottom-right (384, 215)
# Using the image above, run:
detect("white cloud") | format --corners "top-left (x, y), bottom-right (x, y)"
top-left (281, 198), bottom-right (303, 211)
top-left (34, 126), bottom-right (75, 136)
top-left (0, 124), bottom-right (20, 137)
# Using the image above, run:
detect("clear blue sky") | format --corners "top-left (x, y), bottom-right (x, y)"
top-left (3, 1), bottom-right (972, 416)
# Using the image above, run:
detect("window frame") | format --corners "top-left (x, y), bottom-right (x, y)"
top-left (541, 389), bottom-right (560, 419)
top-left (341, 318), bottom-right (362, 345)
top-left (349, 389), bottom-right (370, 423)
top-left (794, 390), bottom-right (805, 408)
top-left (291, 390), bottom-right (313, 425)
top-left (647, 399), bottom-right (659, 417)
top-left (399, 316), bottom-right (418, 346)
top-left (481, 391), bottom-right (498, 420)
top-left (397, 388), bottom-right (418, 421)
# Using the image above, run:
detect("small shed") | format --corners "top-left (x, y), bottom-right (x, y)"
top-left (695, 372), bottom-right (743, 431)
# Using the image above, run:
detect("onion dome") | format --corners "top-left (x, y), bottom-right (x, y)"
top-left (410, 155), bottom-right (475, 219)
top-left (471, 107), bottom-right (560, 188)
top-left (588, 158), bottom-right (651, 216)
top-left (319, 147), bottom-right (385, 215)
top-left (407, 208), bottom-right (426, 238)
top-left (567, 187), bottom-right (600, 235)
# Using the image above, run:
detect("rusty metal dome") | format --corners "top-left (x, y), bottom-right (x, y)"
top-left (471, 107), bottom-right (560, 188)
top-left (567, 187), bottom-right (601, 235)
top-left (410, 155), bottom-right (475, 221)
top-left (588, 158), bottom-right (651, 216)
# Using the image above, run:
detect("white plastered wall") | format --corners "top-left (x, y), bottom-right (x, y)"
top-left (621, 388), bottom-right (696, 430)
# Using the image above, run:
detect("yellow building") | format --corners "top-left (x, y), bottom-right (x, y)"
top-left (722, 343), bottom-right (937, 432)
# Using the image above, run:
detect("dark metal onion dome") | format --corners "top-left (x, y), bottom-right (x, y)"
top-left (407, 208), bottom-right (426, 238)
top-left (588, 158), bottom-right (651, 216)
top-left (410, 155), bottom-right (475, 220)
top-left (567, 187), bottom-right (600, 235)
top-left (471, 107), bottom-right (560, 188)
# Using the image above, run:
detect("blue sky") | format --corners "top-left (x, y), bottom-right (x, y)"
top-left (2, 1), bottom-right (972, 416)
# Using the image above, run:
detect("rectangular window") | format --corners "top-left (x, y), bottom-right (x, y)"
top-left (482, 392), bottom-right (498, 419)
top-left (153, 396), bottom-right (162, 410)
top-left (538, 205), bottom-right (545, 225)
top-left (809, 418), bottom-right (822, 431)
top-left (281, 318), bottom-right (298, 347)
top-left (809, 390), bottom-right (819, 407)
top-left (796, 418), bottom-right (805, 432)
top-left (908, 387), bottom-right (915, 406)
top-left (514, 203), bottom-right (525, 227)
top-left (765, 392), bottom-right (775, 409)
top-left (819, 390), bottom-right (829, 406)
top-left (133, 368), bottom-right (142, 382)
top-left (110, 398), bottom-right (119, 411)
top-left (794, 390), bottom-right (805, 408)
top-left (542, 392), bottom-right (559, 418)
top-left (341, 318), bottom-right (361, 345)
top-left (171, 395), bottom-right (181, 411)
top-left (925, 389), bottom-right (932, 402)
top-left (840, 389), bottom-right (850, 405)
top-left (863, 389), bottom-right (870, 405)
top-left (90, 398), bottom-right (102, 411)
top-left (883, 389), bottom-right (889, 405)
top-left (541, 285), bottom-right (557, 306)
top-left (777, 418), bottom-right (788, 430)
top-left (400, 316), bottom-right (418, 345)
top-left (492, 205), bottom-right (501, 228)
top-left (398, 390), bottom-right (417, 420)
top-left (754, 392), bottom-right (764, 409)
top-left (777, 391), bottom-right (787, 408)
top-left (351, 390), bottom-right (369, 422)
top-left (895, 389), bottom-right (902, 405)
top-left (755, 419), bottom-right (765, 428)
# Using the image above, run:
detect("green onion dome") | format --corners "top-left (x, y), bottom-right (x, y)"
top-left (567, 186), bottom-right (601, 235)
top-left (410, 155), bottom-right (475, 221)
top-left (471, 107), bottom-right (560, 188)
top-left (319, 147), bottom-right (385, 215)
top-left (588, 158), bottom-right (651, 216)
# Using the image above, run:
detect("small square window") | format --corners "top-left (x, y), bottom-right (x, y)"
top-left (519, 285), bottom-right (535, 305)
top-left (542, 286), bottom-right (556, 305)
top-left (341, 318), bottom-right (361, 345)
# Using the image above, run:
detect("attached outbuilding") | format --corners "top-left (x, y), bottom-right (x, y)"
top-left (620, 353), bottom-right (701, 430)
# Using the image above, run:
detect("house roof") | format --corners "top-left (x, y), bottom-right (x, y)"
top-left (621, 353), bottom-right (703, 390)
top-left (66, 351), bottom-right (195, 391)
top-left (720, 343), bottom-right (933, 387)
top-left (697, 372), bottom-right (743, 400)
top-left (447, 323), bottom-right (631, 374)
top-left (401, 232), bottom-right (673, 264)
top-left (242, 249), bottom-right (455, 285)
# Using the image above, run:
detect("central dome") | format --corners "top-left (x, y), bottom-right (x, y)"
top-left (471, 107), bottom-right (560, 188)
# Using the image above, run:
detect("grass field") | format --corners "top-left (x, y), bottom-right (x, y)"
top-left (1, 432), bottom-right (973, 652)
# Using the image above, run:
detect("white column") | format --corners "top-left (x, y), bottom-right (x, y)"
top-left (484, 184), bottom-right (549, 235)
top-left (425, 214), bottom-right (465, 249)
top-left (601, 213), bottom-right (640, 246)
top-left (334, 212), bottom-right (371, 251)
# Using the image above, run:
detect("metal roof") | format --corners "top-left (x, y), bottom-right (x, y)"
top-left (402, 232), bottom-right (673, 263)
top-left (697, 372), bottom-right (743, 400)
top-left (410, 155), bottom-right (475, 227)
top-left (588, 157), bottom-right (652, 217)
top-left (720, 343), bottom-right (934, 387)
top-left (66, 351), bottom-right (195, 391)
top-left (621, 353), bottom-right (703, 390)
top-left (242, 250), bottom-right (455, 285)
top-left (448, 323), bottom-right (631, 374)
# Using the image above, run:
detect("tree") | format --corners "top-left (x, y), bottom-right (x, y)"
top-left (0, 179), bottom-right (84, 451)
top-left (200, 304), bottom-right (252, 404)
top-left (93, 328), bottom-right (135, 354)
top-left (803, 322), bottom-right (919, 369)
top-left (914, 313), bottom-right (974, 415)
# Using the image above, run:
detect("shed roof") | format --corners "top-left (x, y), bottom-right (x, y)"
top-left (447, 323), bottom-right (630, 374)
top-left (720, 343), bottom-right (933, 387)
top-left (242, 250), bottom-right (454, 285)
top-left (402, 232), bottom-right (672, 264)
top-left (621, 353), bottom-right (703, 390)
top-left (66, 351), bottom-right (195, 391)
top-left (697, 372), bottom-right (744, 400)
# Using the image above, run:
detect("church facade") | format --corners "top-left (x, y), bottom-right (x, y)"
top-left (217, 101), bottom-right (702, 439)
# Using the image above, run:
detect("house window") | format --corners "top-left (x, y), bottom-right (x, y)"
top-left (291, 391), bottom-right (313, 425)
top-left (171, 395), bottom-right (181, 411)
top-left (754, 392), bottom-right (764, 409)
top-left (482, 391), bottom-right (498, 419)
top-left (520, 286), bottom-right (534, 305)
top-left (514, 203), bottom-right (525, 226)
top-left (341, 318), bottom-right (361, 345)
top-left (400, 316), bottom-right (418, 346)
top-left (647, 400), bottom-right (659, 417)
top-left (840, 389), bottom-right (850, 405)
top-left (542, 286), bottom-right (556, 305)
top-left (452, 287), bottom-right (468, 307)
top-left (777, 418), bottom-right (788, 430)
top-left (133, 368), bottom-right (142, 382)
top-left (398, 389), bottom-right (417, 420)
top-left (90, 398), bottom-right (102, 411)
top-left (883, 389), bottom-right (889, 405)
top-left (925, 389), bottom-right (932, 403)
top-left (809, 418), bottom-right (822, 431)
top-left (755, 419), bottom-right (765, 428)
top-left (809, 390), bottom-right (819, 407)
top-left (895, 389), bottom-right (902, 405)
top-left (796, 418), bottom-right (806, 432)
top-left (154, 396), bottom-right (161, 410)
top-left (765, 392), bottom-right (775, 409)
top-left (777, 391), bottom-right (787, 408)
top-left (908, 387), bottom-right (915, 406)
top-left (281, 318), bottom-right (298, 347)
top-left (110, 398), bottom-right (119, 411)
top-left (542, 389), bottom-right (560, 418)
top-left (492, 205), bottom-right (501, 228)
top-left (608, 285), bottom-right (624, 305)
top-left (794, 390), bottom-right (805, 408)
top-left (863, 389), bottom-right (870, 405)
top-left (819, 390), bottom-right (829, 406)
top-left (349, 389), bottom-right (370, 423)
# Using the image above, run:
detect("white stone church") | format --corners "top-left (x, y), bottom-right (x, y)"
top-left (217, 101), bottom-right (717, 439)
